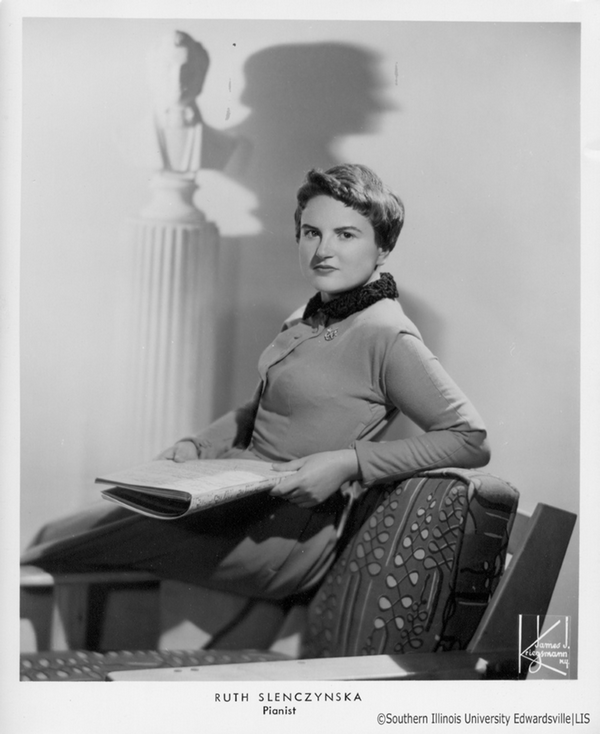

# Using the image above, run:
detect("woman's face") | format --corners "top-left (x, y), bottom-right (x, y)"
top-left (298, 195), bottom-right (388, 302)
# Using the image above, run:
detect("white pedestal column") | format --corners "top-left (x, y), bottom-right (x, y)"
top-left (128, 172), bottom-right (219, 460)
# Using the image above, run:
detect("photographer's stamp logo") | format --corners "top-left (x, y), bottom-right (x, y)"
top-left (519, 615), bottom-right (571, 678)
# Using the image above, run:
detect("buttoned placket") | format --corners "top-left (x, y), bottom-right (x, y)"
top-left (257, 316), bottom-right (327, 395)
top-left (261, 318), bottom-right (325, 369)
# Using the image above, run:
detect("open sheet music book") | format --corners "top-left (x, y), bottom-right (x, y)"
top-left (96, 458), bottom-right (294, 520)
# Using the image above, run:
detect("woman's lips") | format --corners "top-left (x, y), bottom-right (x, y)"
top-left (313, 264), bottom-right (337, 272)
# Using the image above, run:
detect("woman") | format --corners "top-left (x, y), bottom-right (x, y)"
top-left (23, 164), bottom-right (490, 601)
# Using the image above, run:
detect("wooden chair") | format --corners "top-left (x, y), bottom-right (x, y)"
top-left (20, 472), bottom-right (576, 681)
top-left (106, 501), bottom-right (577, 682)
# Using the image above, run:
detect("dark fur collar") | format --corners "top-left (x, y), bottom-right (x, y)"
top-left (302, 272), bottom-right (399, 321)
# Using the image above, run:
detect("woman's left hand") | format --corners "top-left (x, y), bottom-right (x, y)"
top-left (270, 450), bottom-right (360, 508)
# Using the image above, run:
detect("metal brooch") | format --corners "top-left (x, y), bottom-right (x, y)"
top-left (324, 328), bottom-right (338, 341)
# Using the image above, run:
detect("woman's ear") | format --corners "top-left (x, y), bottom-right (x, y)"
top-left (376, 248), bottom-right (390, 267)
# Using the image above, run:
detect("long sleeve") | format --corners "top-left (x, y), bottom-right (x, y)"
top-left (354, 333), bottom-right (490, 486)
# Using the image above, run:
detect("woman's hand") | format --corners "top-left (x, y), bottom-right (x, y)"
top-left (155, 440), bottom-right (199, 462)
top-left (270, 450), bottom-right (360, 508)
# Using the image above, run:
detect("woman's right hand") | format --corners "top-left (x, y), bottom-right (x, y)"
top-left (155, 440), bottom-right (199, 462)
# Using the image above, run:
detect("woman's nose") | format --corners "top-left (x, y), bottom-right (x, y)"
top-left (315, 233), bottom-right (334, 258)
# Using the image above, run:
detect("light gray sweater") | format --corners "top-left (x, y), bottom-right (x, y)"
top-left (186, 297), bottom-right (490, 493)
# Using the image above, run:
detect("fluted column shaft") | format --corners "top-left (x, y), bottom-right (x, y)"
top-left (128, 213), bottom-right (219, 459)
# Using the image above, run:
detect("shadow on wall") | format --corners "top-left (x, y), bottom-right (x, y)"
top-left (211, 42), bottom-right (430, 418)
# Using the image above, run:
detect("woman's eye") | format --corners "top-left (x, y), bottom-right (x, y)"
top-left (303, 229), bottom-right (319, 239)
top-left (339, 231), bottom-right (355, 240)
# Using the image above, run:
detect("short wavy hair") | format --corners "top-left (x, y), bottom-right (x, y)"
top-left (294, 164), bottom-right (405, 252)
